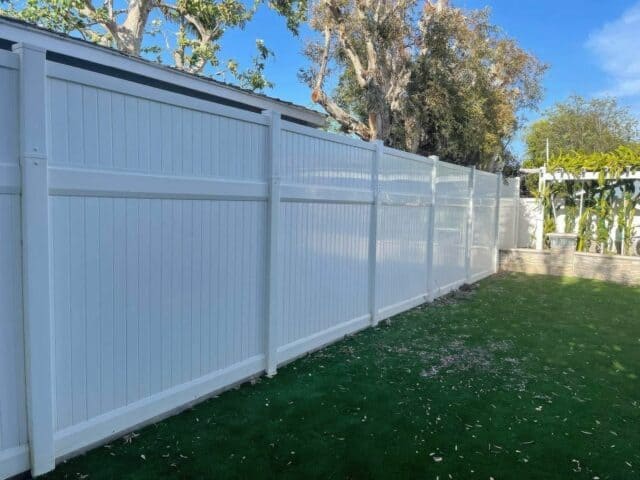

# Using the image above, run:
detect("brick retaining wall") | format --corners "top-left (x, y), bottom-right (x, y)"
top-left (500, 248), bottom-right (640, 286)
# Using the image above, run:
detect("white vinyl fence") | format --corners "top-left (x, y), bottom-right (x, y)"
top-left (0, 43), bottom-right (517, 478)
top-left (498, 177), bottom-right (521, 250)
top-left (517, 196), bottom-right (640, 254)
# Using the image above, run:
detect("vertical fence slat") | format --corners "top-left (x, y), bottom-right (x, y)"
top-left (368, 140), bottom-right (382, 326)
top-left (426, 156), bottom-right (439, 300)
top-left (493, 173), bottom-right (503, 273)
top-left (513, 177), bottom-right (521, 248)
top-left (465, 167), bottom-right (476, 282)
top-left (13, 43), bottom-right (55, 476)
top-left (264, 110), bottom-right (281, 376)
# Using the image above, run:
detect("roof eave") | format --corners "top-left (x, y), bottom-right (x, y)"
top-left (0, 16), bottom-right (327, 128)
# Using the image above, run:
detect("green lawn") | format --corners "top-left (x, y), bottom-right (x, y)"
top-left (47, 273), bottom-right (640, 479)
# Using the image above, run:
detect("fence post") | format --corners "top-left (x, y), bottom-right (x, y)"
top-left (535, 167), bottom-right (545, 250)
top-left (465, 166), bottom-right (476, 283)
top-left (368, 140), bottom-right (382, 326)
top-left (426, 156), bottom-right (439, 300)
top-left (263, 110), bottom-right (281, 377)
top-left (492, 173), bottom-right (503, 273)
top-left (513, 177), bottom-right (521, 248)
top-left (13, 43), bottom-right (55, 475)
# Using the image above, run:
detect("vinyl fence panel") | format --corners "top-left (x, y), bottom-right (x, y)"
top-left (0, 128), bottom-right (29, 479)
top-left (276, 122), bottom-right (373, 362)
top-left (0, 194), bottom-right (27, 476)
top-left (0, 49), bottom-right (30, 479)
top-left (377, 148), bottom-right (432, 317)
top-left (471, 171), bottom-right (502, 279)
top-left (498, 177), bottom-right (521, 250)
top-left (45, 63), bottom-right (271, 463)
top-left (0, 39), bottom-right (510, 479)
top-left (433, 162), bottom-right (471, 293)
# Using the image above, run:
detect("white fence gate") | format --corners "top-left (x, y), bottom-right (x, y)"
top-left (0, 40), bottom-right (518, 478)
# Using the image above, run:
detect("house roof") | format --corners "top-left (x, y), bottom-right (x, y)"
top-left (0, 15), bottom-right (326, 127)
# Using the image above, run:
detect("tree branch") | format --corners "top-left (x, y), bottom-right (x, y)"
top-left (325, 1), bottom-right (368, 88)
top-left (312, 89), bottom-right (372, 140)
top-left (312, 26), bottom-right (332, 99)
top-left (160, 2), bottom-right (215, 75)
top-left (310, 26), bottom-right (370, 139)
top-left (355, 0), bottom-right (377, 72)
top-left (78, 0), bottom-right (120, 46)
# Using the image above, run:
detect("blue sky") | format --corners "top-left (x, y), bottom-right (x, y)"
top-left (9, 0), bottom-right (637, 158)
top-left (214, 0), bottom-right (640, 158)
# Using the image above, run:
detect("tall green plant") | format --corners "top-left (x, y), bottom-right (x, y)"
top-left (618, 188), bottom-right (639, 254)
top-left (538, 147), bottom-right (640, 254)
top-left (594, 189), bottom-right (614, 253)
top-left (577, 207), bottom-right (593, 252)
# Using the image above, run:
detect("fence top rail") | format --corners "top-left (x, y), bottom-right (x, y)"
top-left (46, 61), bottom-right (270, 127)
top-left (281, 120), bottom-right (377, 152)
top-left (499, 178), bottom-right (520, 197)
top-left (475, 169), bottom-right (498, 180)
top-left (0, 16), bottom-right (325, 127)
top-left (382, 146), bottom-right (436, 166)
top-left (437, 161), bottom-right (471, 176)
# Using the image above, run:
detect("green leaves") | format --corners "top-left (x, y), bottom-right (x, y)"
top-left (313, 1), bottom-right (546, 168)
top-left (226, 39), bottom-right (274, 90)
top-left (547, 146), bottom-right (640, 178)
top-left (525, 96), bottom-right (640, 166)
top-left (1, 0), bottom-right (309, 91)
top-left (268, 0), bottom-right (307, 36)
top-left (4, 0), bottom-right (90, 34)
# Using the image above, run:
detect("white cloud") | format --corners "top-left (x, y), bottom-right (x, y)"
top-left (587, 2), bottom-right (640, 98)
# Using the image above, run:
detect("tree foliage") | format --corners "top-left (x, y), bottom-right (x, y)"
top-left (1, 0), bottom-right (307, 90)
top-left (402, 4), bottom-right (545, 169)
top-left (547, 145), bottom-right (640, 177)
top-left (524, 96), bottom-right (640, 167)
top-left (302, 0), bottom-right (415, 141)
top-left (301, 0), bottom-right (546, 170)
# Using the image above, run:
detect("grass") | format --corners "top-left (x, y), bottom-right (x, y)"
top-left (46, 273), bottom-right (640, 480)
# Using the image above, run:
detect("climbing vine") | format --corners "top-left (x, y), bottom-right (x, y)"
top-left (547, 145), bottom-right (640, 177)
top-left (539, 146), bottom-right (640, 255)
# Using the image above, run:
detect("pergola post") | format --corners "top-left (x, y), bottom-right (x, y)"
top-left (535, 166), bottom-right (546, 250)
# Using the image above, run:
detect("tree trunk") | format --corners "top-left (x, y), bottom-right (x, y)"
top-left (116, 0), bottom-right (153, 56)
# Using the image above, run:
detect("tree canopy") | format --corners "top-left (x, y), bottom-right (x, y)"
top-left (301, 0), bottom-right (546, 170)
top-left (1, 0), bottom-right (308, 90)
top-left (524, 96), bottom-right (640, 167)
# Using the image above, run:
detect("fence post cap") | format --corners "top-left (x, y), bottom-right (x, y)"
top-left (11, 42), bottom-right (46, 54)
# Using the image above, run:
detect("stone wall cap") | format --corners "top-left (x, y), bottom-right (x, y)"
top-left (500, 248), bottom-right (551, 255)
top-left (574, 251), bottom-right (640, 262)
top-left (546, 233), bottom-right (579, 239)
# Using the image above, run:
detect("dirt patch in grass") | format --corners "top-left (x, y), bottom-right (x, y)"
top-left (429, 282), bottom-right (479, 306)
top-left (420, 339), bottom-right (502, 378)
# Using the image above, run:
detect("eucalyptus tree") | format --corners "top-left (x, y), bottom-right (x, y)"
top-left (303, 0), bottom-right (416, 141)
top-left (301, 0), bottom-right (546, 169)
top-left (1, 0), bottom-right (308, 89)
